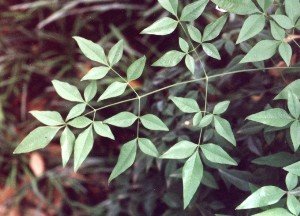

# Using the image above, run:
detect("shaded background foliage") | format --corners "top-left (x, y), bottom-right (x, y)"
top-left (0, 0), bottom-right (299, 215)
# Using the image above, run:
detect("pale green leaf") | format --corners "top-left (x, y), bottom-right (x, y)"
top-left (93, 121), bottom-right (115, 140)
top-left (253, 208), bottom-right (293, 216)
top-left (60, 127), bottom-right (75, 167)
top-left (185, 54), bottom-right (195, 74)
top-left (202, 43), bottom-right (221, 60)
top-left (236, 186), bottom-right (285, 209)
top-left (66, 103), bottom-right (86, 121)
top-left (30, 111), bottom-right (64, 126)
top-left (140, 114), bottom-right (169, 131)
top-left (288, 91), bottom-right (300, 118)
top-left (270, 20), bottom-right (285, 41)
top-left (152, 50), bottom-right (185, 67)
top-left (285, 0), bottom-right (300, 24)
top-left (202, 14), bottom-right (228, 42)
top-left (286, 173), bottom-right (298, 191)
top-left (193, 112), bottom-right (202, 127)
top-left (180, 0), bottom-right (208, 22)
top-left (104, 112), bottom-right (137, 128)
top-left (138, 138), bottom-right (159, 157)
top-left (160, 140), bottom-right (197, 159)
top-left (236, 14), bottom-right (265, 44)
top-left (109, 139), bottom-right (137, 182)
top-left (284, 161), bottom-right (300, 176)
top-left (240, 40), bottom-right (280, 63)
top-left (127, 56), bottom-right (146, 81)
top-left (81, 66), bottom-right (110, 81)
top-left (108, 40), bottom-right (124, 66)
top-left (279, 42), bottom-right (292, 66)
top-left (84, 81), bottom-right (97, 102)
top-left (211, 0), bottom-right (259, 15)
top-left (170, 96), bottom-right (200, 113)
top-left (213, 101), bottom-right (230, 115)
top-left (199, 114), bottom-right (213, 128)
top-left (187, 24), bottom-right (202, 43)
top-left (68, 116), bottom-right (92, 128)
top-left (290, 121), bottom-right (300, 151)
top-left (14, 126), bottom-right (60, 154)
top-left (271, 15), bottom-right (294, 29)
top-left (74, 125), bottom-right (94, 171)
top-left (158, 0), bottom-right (178, 16)
top-left (287, 194), bottom-right (300, 216)
top-left (73, 36), bottom-right (107, 65)
top-left (52, 80), bottom-right (84, 102)
top-left (179, 37), bottom-right (189, 53)
top-left (183, 151), bottom-right (203, 208)
top-left (274, 79), bottom-right (300, 100)
top-left (201, 143), bottom-right (237, 166)
top-left (141, 17), bottom-right (178, 35)
top-left (257, 0), bottom-right (273, 12)
top-left (246, 108), bottom-right (293, 127)
top-left (214, 116), bottom-right (236, 146)
top-left (98, 81), bottom-right (127, 101)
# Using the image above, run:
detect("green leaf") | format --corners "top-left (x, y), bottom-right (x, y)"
top-left (200, 143), bottom-right (237, 166)
top-left (104, 112), bottom-right (137, 128)
top-left (193, 112), bottom-right (202, 127)
top-left (170, 96), bottom-right (200, 113)
top-left (158, 0), bottom-right (178, 16)
top-left (288, 91), bottom-right (300, 118)
top-left (214, 116), bottom-right (236, 146)
top-left (185, 54), bottom-right (195, 74)
top-left (141, 17), bottom-right (178, 35)
top-left (202, 43), bottom-right (221, 60)
top-left (127, 56), bottom-right (146, 81)
top-left (287, 194), bottom-right (300, 216)
top-left (279, 42), bottom-right (292, 66)
top-left (73, 36), bottom-right (107, 65)
top-left (160, 140), bottom-right (198, 159)
top-left (108, 40), bottom-right (124, 66)
top-left (290, 121), bottom-right (300, 151)
top-left (274, 79), bottom-right (300, 100)
top-left (285, 0), bottom-right (300, 24)
top-left (257, 0), bottom-right (273, 12)
top-left (284, 161), bottom-right (300, 176)
top-left (211, 0), bottom-right (259, 15)
top-left (109, 139), bottom-right (137, 182)
top-left (271, 15), bottom-right (294, 29)
top-left (286, 173), bottom-right (298, 191)
top-left (199, 114), bottom-right (213, 128)
top-left (152, 50), bottom-right (185, 67)
top-left (202, 14), bottom-right (228, 42)
top-left (236, 14), bottom-right (265, 44)
top-left (253, 208), bottom-right (294, 216)
top-left (98, 81), bottom-right (127, 101)
top-left (270, 20), bottom-right (285, 41)
top-left (182, 151), bottom-right (203, 208)
top-left (81, 66), bottom-right (110, 81)
top-left (14, 126), bottom-right (60, 154)
top-left (138, 138), bottom-right (159, 157)
top-left (84, 81), bottom-right (97, 102)
top-left (60, 127), bottom-right (75, 167)
top-left (66, 103), bottom-right (86, 121)
top-left (140, 114), bottom-right (169, 131)
top-left (52, 80), bottom-right (84, 102)
top-left (236, 186), bottom-right (285, 209)
top-left (252, 152), bottom-right (299, 168)
top-left (30, 111), bottom-right (64, 126)
top-left (180, 0), bottom-right (208, 22)
top-left (93, 121), bottom-right (115, 140)
top-left (187, 24), bottom-right (202, 43)
top-left (68, 116), bottom-right (92, 128)
top-left (246, 108), bottom-right (293, 127)
top-left (179, 38), bottom-right (189, 53)
top-left (74, 125), bottom-right (94, 171)
top-left (213, 101), bottom-right (230, 115)
top-left (240, 40), bottom-right (280, 63)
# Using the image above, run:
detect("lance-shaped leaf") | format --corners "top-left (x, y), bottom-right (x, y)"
top-left (108, 40), bottom-right (124, 66)
top-left (60, 127), bottom-right (75, 167)
top-left (14, 126), bottom-right (60, 154)
top-left (287, 194), bottom-right (300, 216)
top-left (170, 96), bottom-right (200, 113)
top-left (158, 0), bottom-right (178, 16)
top-left (66, 103), bottom-right (86, 121)
top-left (140, 114), bottom-right (169, 131)
top-left (288, 91), bottom-right (300, 118)
top-left (187, 24), bottom-right (202, 43)
top-left (138, 138), bottom-right (159, 157)
top-left (257, 0), bottom-right (273, 12)
top-left (285, 0), bottom-right (300, 24)
top-left (73, 36), bottom-right (107, 65)
top-left (127, 56), bottom-right (146, 81)
top-left (193, 112), bottom-right (202, 127)
top-left (253, 208), bottom-right (293, 216)
top-left (68, 116), bottom-right (92, 128)
top-left (279, 42), bottom-right (292, 66)
top-left (236, 14), bottom-right (265, 44)
top-left (286, 173), bottom-right (298, 191)
top-left (202, 14), bottom-right (228, 42)
top-left (199, 114), bottom-right (213, 128)
top-left (270, 20), bottom-right (285, 41)
top-left (93, 121), bottom-right (115, 140)
top-left (284, 161), bottom-right (300, 176)
top-left (185, 54), bottom-right (195, 74)
top-left (160, 141), bottom-right (197, 159)
top-left (52, 80), bottom-right (84, 102)
top-left (98, 81), bottom-right (127, 101)
top-left (30, 111), bottom-right (64, 126)
top-left (213, 101), bottom-right (230, 115)
top-left (81, 66), bottom-right (110, 81)
top-left (84, 81), bottom-right (97, 102)
top-left (152, 50), bottom-right (185, 67)
top-left (141, 17), bottom-right (178, 35)
top-left (211, 0), bottom-right (259, 15)
top-left (290, 121), bottom-right (300, 151)
top-left (214, 116), bottom-right (236, 146)
top-left (200, 143), bottom-right (237, 166)
top-left (74, 125), bottom-right (94, 171)
top-left (104, 112), bottom-right (137, 128)
top-left (182, 151), bottom-right (203, 208)
top-left (202, 43), bottom-right (221, 60)
top-left (271, 15), bottom-right (294, 29)
top-left (109, 139), bottom-right (137, 182)
top-left (236, 186), bottom-right (285, 209)
top-left (246, 108), bottom-right (293, 127)
top-left (179, 38), bottom-right (189, 53)
top-left (274, 79), bottom-right (300, 100)
top-left (180, 0), bottom-right (208, 22)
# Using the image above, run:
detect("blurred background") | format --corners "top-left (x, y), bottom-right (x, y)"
top-left (0, 0), bottom-right (299, 215)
